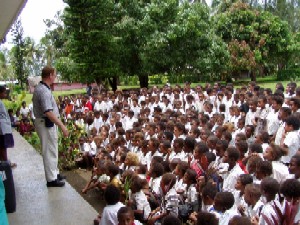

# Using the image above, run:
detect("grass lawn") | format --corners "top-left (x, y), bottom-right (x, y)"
top-left (22, 88), bottom-right (86, 104)
top-left (14, 76), bottom-right (300, 105)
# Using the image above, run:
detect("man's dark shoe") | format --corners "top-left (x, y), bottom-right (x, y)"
top-left (47, 179), bottom-right (65, 187)
top-left (57, 174), bottom-right (66, 181)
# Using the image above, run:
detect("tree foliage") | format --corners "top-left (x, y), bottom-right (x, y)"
top-left (215, 2), bottom-right (292, 80)
top-left (63, 0), bottom-right (121, 90)
top-left (11, 20), bottom-right (27, 88)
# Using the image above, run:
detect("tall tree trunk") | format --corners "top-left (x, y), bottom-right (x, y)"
top-left (250, 70), bottom-right (256, 81)
top-left (108, 76), bottom-right (118, 92)
top-left (138, 75), bottom-right (148, 88)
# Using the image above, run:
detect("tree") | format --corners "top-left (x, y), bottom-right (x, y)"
top-left (11, 20), bottom-right (27, 89)
top-left (0, 49), bottom-right (13, 81)
top-left (141, 1), bottom-right (229, 81)
top-left (215, 2), bottom-right (292, 80)
top-left (63, 0), bottom-right (120, 91)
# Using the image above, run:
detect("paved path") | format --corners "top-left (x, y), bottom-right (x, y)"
top-left (7, 130), bottom-right (98, 225)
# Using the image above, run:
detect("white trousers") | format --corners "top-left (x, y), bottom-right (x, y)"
top-left (34, 118), bottom-right (59, 182)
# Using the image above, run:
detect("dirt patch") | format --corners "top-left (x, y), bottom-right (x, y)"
top-left (64, 169), bottom-right (106, 213)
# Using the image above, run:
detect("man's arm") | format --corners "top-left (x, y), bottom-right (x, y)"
top-left (44, 111), bottom-right (69, 137)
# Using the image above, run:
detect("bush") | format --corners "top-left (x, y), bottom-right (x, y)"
top-left (277, 68), bottom-right (300, 81)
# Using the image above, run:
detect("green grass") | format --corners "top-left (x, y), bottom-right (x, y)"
top-left (13, 76), bottom-right (300, 105)
top-left (21, 88), bottom-right (86, 104)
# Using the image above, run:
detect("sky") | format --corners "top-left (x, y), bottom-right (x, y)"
top-left (4, 0), bottom-right (66, 45)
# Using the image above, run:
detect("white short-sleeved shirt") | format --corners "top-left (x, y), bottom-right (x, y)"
top-left (259, 200), bottom-right (283, 225)
top-left (133, 190), bottom-right (151, 220)
top-left (282, 131), bottom-right (300, 163)
top-left (99, 202), bottom-right (124, 225)
top-left (149, 176), bottom-right (162, 195)
top-left (222, 164), bottom-right (245, 192)
top-left (272, 161), bottom-right (289, 184)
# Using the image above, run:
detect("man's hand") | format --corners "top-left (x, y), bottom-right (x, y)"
top-left (61, 126), bottom-right (69, 137)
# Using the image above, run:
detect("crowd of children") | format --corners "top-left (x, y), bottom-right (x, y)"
top-left (8, 101), bottom-right (34, 136)
top-left (13, 81), bottom-right (300, 224)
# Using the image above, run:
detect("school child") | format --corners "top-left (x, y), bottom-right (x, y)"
top-left (169, 138), bottom-right (186, 162)
top-left (235, 141), bottom-right (248, 173)
top-left (96, 185), bottom-right (125, 225)
top-left (174, 161), bottom-right (188, 193)
top-left (194, 212), bottom-right (218, 225)
top-left (240, 183), bottom-right (264, 218)
top-left (245, 99), bottom-right (258, 126)
top-left (255, 131), bottom-right (270, 152)
top-left (190, 142), bottom-right (209, 177)
top-left (128, 177), bottom-right (151, 222)
top-left (135, 164), bottom-right (147, 180)
top-left (245, 125), bottom-right (256, 147)
top-left (147, 173), bottom-right (179, 225)
top-left (161, 214), bottom-right (181, 225)
top-left (229, 216), bottom-right (251, 225)
top-left (81, 161), bottom-right (109, 194)
top-left (101, 163), bottom-right (121, 190)
top-left (81, 137), bottom-right (92, 170)
top-left (183, 137), bottom-right (197, 159)
top-left (18, 118), bottom-right (34, 136)
top-left (222, 147), bottom-right (245, 192)
top-left (280, 115), bottom-right (300, 164)
top-left (200, 183), bottom-right (217, 213)
top-left (159, 140), bottom-right (171, 161)
top-left (212, 191), bottom-right (239, 225)
top-left (212, 139), bottom-right (229, 173)
top-left (148, 162), bottom-right (164, 195)
top-left (117, 207), bottom-right (142, 225)
top-left (124, 152), bottom-right (140, 171)
top-left (232, 118), bottom-right (245, 140)
top-left (252, 177), bottom-right (282, 225)
top-left (183, 169), bottom-right (198, 207)
top-left (288, 154), bottom-right (300, 180)
top-left (263, 143), bottom-right (289, 184)
top-left (246, 155), bottom-right (263, 184)
top-left (280, 179), bottom-right (300, 225)
top-left (254, 96), bottom-right (269, 135)
top-left (255, 160), bottom-right (273, 184)
top-left (233, 174), bottom-right (253, 211)
top-left (266, 95), bottom-right (283, 137)
top-left (138, 140), bottom-right (150, 168)
top-left (274, 107), bottom-right (292, 146)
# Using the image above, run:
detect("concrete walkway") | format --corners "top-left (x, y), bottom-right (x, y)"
top-left (7, 130), bottom-right (98, 225)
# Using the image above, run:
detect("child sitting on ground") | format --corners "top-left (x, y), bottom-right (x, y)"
top-left (263, 143), bottom-right (289, 184)
top-left (127, 177), bottom-right (151, 222)
top-left (251, 177), bottom-right (282, 225)
top-left (117, 207), bottom-right (142, 225)
top-left (222, 147), bottom-right (245, 192)
top-left (101, 163), bottom-right (121, 190)
top-left (81, 161), bottom-right (109, 194)
top-left (280, 179), bottom-right (300, 225)
top-left (255, 160), bottom-right (273, 184)
top-left (148, 162), bottom-right (164, 195)
top-left (148, 173), bottom-right (179, 225)
top-left (232, 174), bottom-right (253, 212)
top-left (174, 161), bottom-right (188, 193)
top-left (212, 191), bottom-right (239, 225)
top-left (240, 183), bottom-right (263, 218)
top-left (95, 184), bottom-right (125, 225)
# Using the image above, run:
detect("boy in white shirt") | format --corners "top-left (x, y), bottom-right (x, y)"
top-left (280, 115), bottom-right (300, 163)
